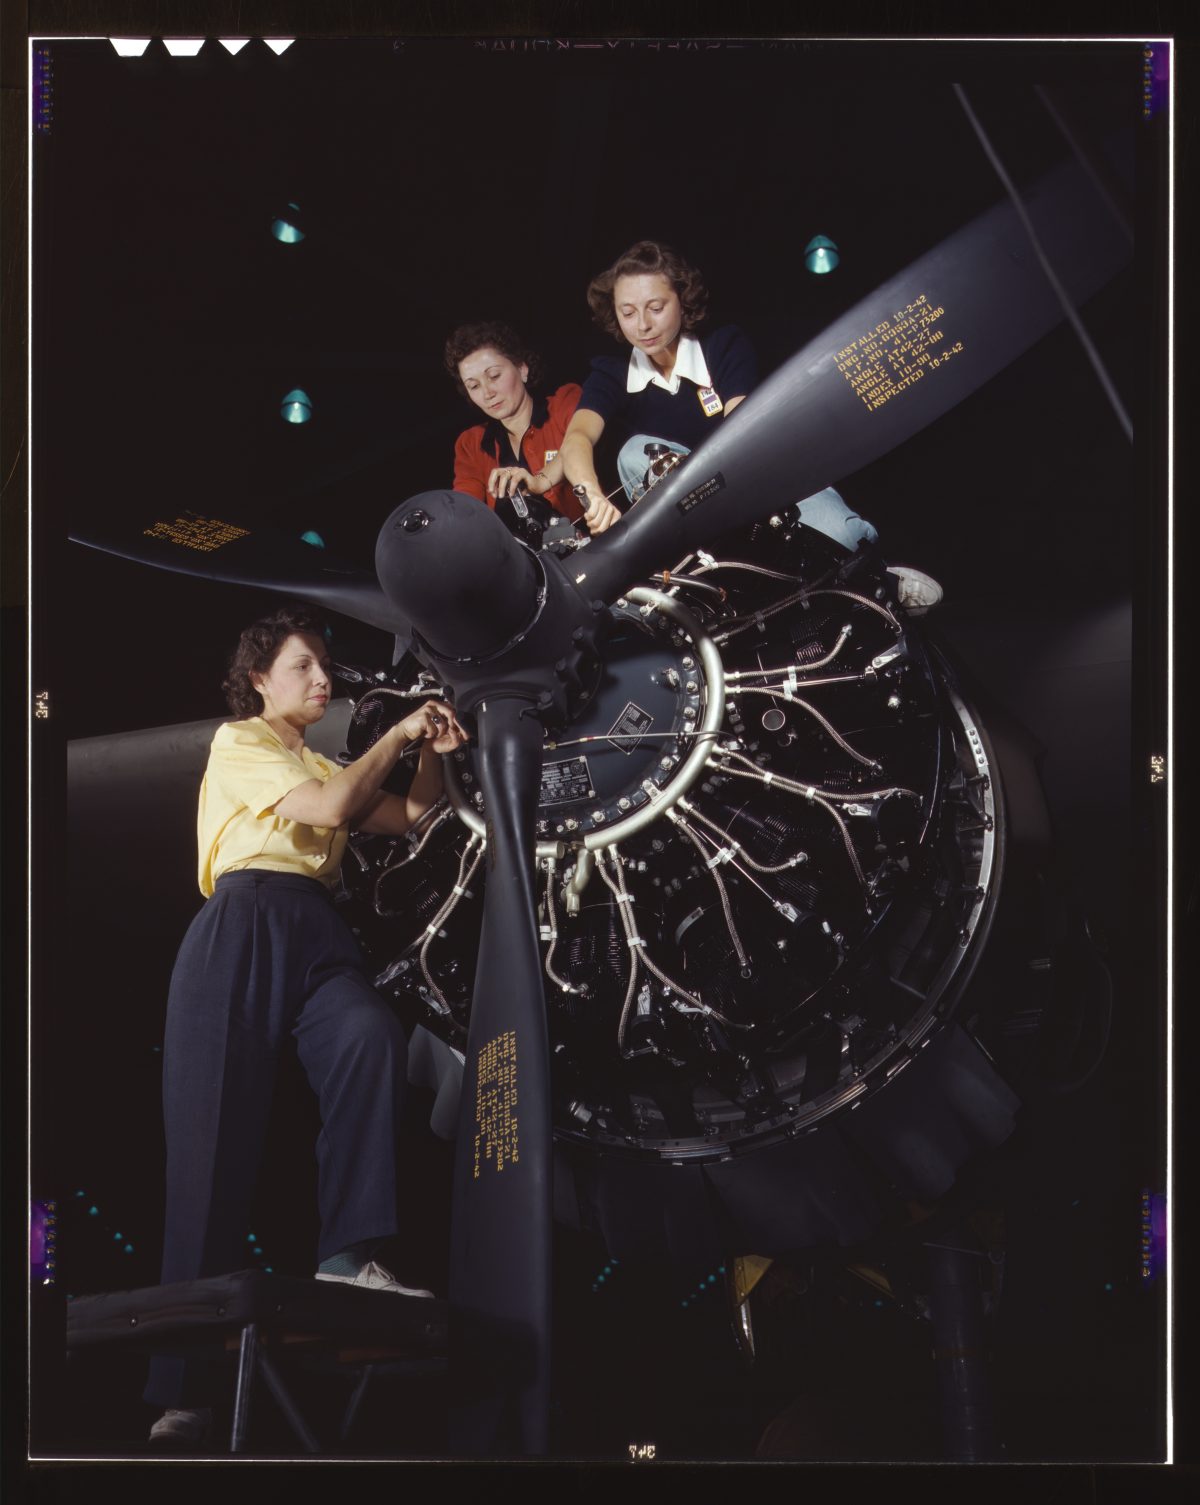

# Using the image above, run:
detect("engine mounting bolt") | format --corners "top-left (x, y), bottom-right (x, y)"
top-left (592, 810), bottom-right (605, 822)
top-left (686, 681), bottom-right (698, 693)
top-left (565, 818), bottom-right (578, 831)
top-left (683, 707), bottom-right (696, 721)
top-left (769, 515), bottom-right (784, 528)
top-left (660, 757), bottom-right (673, 769)
top-left (682, 656), bottom-right (695, 669)
top-left (887, 695), bottom-right (901, 709)
top-left (618, 797), bottom-right (631, 810)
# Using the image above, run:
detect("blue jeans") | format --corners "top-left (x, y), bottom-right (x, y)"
top-left (616, 433), bottom-right (879, 552)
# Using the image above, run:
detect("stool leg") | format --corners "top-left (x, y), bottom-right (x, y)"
top-left (257, 1349), bottom-right (322, 1453)
top-left (231, 1323), bottom-right (260, 1453)
top-left (341, 1365), bottom-right (374, 1442)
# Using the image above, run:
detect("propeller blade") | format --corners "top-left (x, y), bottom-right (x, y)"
top-left (448, 697), bottom-right (553, 1455)
top-left (578, 143), bottom-right (1133, 604)
top-left (70, 507), bottom-right (406, 638)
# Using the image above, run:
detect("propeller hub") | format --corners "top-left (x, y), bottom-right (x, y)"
top-left (376, 491), bottom-right (612, 722)
top-left (443, 589), bottom-right (724, 854)
top-left (376, 491), bottom-right (539, 662)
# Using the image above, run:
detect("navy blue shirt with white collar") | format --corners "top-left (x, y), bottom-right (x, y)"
top-left (577, 326), bottom-right (758, 451)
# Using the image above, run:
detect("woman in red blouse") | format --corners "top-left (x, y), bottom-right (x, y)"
top-left (443, 321), bottom-right (620, 535)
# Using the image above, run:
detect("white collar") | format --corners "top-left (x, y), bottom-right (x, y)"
top-left (626, 333), bottom-right (711, 395)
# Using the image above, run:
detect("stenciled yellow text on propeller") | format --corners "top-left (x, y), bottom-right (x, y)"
top-left (142, 515), bottom-right (251, 553)
top-left (473, 1029), bottom-right (519, 1177)
top-left (835, 294), bottom-right (964, 412)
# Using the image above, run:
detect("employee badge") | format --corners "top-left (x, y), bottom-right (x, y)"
top-left (697, 385), bottom-right (724, 417)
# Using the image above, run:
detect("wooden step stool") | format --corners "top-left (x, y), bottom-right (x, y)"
top-left (66, 1269), bottom-right (448, 1453)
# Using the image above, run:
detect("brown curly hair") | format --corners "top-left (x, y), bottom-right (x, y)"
top-left (442, 321), bottom-right (545, 398)
top-left (223, 603), bottom-right (328, 718)
top-left (586, 240), bottom-right (709, 343)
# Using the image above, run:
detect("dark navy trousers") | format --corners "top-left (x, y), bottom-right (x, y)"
top-left (145, 870), bottom-right (408, 1408)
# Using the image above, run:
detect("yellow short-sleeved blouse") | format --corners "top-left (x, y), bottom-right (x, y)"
top-left (197, 716), bottom-right (348, 896)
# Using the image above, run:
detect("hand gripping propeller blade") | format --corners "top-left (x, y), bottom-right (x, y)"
top-left (578, 143), bottom-right (1133, 604)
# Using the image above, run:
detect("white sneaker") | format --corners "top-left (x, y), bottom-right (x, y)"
top-left (315, 1259), bottom-right (434, 1299)
top-left (149, 1407), bottom-right (212, 1444)
top-left (887, 565), bottom-right (943, 615)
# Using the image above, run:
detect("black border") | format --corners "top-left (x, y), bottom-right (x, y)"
top-left (3, 5), bottom-right (1190, 1500)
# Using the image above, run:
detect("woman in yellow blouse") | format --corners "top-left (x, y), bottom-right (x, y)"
top-left (146, 603), bottom-right (466, 1444)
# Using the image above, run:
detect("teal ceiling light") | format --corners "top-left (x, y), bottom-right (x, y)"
top-left (271, 202), bottom-right (305, 244)
top-left (281, 389), bottom-right (312, 424)
top-left (804, 235), bottom-right (840, 274)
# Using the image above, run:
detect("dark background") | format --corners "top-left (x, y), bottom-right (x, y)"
top-left (16, 30), bottom-right (1177, 1471)
top-left (43, 39), bottom-right (1145, 738)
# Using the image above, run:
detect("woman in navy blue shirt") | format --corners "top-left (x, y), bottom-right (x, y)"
top-left (560, 240), bottom-right (754, 521)
top-left (559, 240), bottom-right (880, 554)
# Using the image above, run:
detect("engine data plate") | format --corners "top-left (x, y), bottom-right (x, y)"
top-left (540, 756), bottom-right (594, 805)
